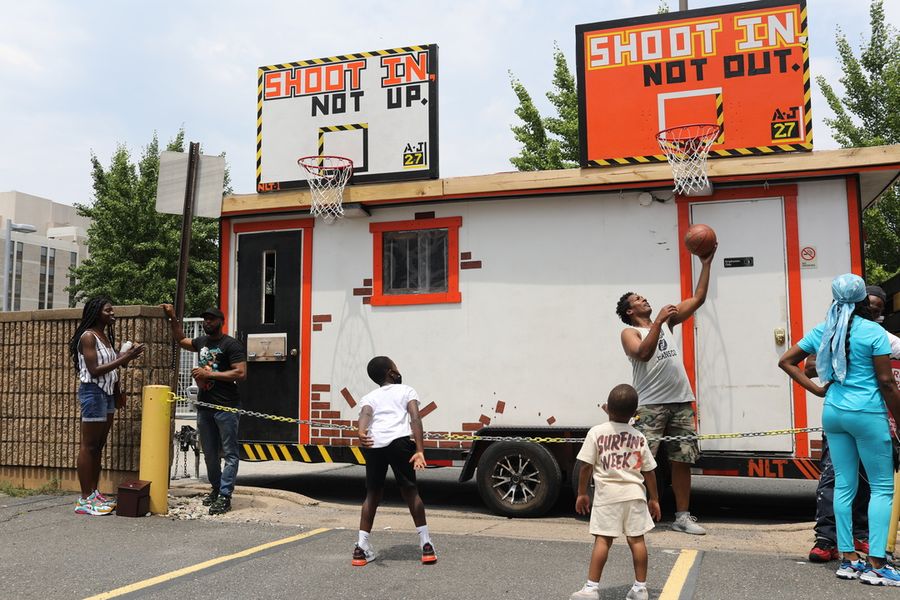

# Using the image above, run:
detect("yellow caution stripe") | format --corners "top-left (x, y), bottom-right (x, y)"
top-left (241, 443), bottom-right (366, 464)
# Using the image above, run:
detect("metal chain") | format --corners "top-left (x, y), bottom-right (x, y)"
top-left (167, 392), bottom-right (823, 444)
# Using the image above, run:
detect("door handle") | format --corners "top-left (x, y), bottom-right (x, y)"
top-left (774, 327), bottom-right (786, 345)
top-left (290, 348), bottom-right (298, 358)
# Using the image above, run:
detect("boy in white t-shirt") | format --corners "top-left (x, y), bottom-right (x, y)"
top-left (570, 384), bottom-right (661, 600)
top-left (352, 356), bottom-right (436, 566)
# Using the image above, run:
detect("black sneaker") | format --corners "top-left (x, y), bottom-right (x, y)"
top-left (201, 489), bottom-right (219, 507)
top-left (208, 495), bottom-right (231, 515)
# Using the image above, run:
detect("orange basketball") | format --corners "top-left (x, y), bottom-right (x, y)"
top-left (684, 224), bottom-right (717, 257)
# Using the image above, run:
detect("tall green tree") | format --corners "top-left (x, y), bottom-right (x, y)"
top-left (69, 130), bottom-right (226, 314)
top-left (509, 72), bottom-right (566, 171)
top-left (544, 43), bottom-right (580, 166)
top-left (817, 0), bottom-right (900, 283)
top-left (509, 44), bottom-right (579, 170)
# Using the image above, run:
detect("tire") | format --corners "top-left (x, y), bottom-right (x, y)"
top-left (476, 442), bottom-right (562, 517)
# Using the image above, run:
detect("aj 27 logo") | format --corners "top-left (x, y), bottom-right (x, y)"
top-left (403, 142), bottom-right (427, 168)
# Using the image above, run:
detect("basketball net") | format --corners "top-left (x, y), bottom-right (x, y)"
top-left (297, 156), bottom-right (353, 224)
top-left (656, 124), bottom-right (721, 196)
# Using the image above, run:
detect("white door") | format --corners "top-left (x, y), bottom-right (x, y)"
top-left (691, 197), bottom-right (793, 452)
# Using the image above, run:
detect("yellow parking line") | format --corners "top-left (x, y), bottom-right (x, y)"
top-left (83, 528), bottom-right (330, 599)
top-left (659, 549), bottom-right (700, 600)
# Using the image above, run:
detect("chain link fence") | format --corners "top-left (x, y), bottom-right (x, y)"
top-left (175, 317), bottom-right (203, 419)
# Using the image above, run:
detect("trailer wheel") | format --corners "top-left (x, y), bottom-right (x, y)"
top-left (476, 442), bottom-right (561, 517)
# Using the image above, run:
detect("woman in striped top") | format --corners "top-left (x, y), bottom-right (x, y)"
top-left (68, 298), bottom-right (144, 515)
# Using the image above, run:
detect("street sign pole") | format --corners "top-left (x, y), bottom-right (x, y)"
top-left (174, 142), bottom-right (200, 324)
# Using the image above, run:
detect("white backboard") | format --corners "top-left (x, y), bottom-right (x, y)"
top-left (256, 44), bottom-right (439, 193)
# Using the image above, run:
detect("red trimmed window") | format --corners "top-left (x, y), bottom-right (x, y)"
top-left (369, 217), bottom-right (462, 306)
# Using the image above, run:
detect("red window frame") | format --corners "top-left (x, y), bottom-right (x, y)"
top-left (369, 217), bottom-right (462, 306)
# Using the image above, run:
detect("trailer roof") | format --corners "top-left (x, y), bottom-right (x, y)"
top-left (223, 145), bottom-right (900, 216)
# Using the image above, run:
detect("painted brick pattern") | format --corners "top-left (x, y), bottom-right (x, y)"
top-left (460, 249), bottom-right (483, 270)
top-left (355, 278), bottom-right (374, 304)
top-left (308, 392), bottom-right (472, 450)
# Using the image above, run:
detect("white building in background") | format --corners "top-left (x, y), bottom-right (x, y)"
top-left (0, 191), bottom-right (90, 311)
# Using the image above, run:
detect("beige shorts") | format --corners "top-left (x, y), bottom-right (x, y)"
top-left (589, 499), bottom-right (655, 538)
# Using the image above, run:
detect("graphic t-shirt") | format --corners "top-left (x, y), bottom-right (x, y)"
top-left (798, 318), bottom-right (891, 413)
top-left (628, 326), bottom-right (695, 406)
top-left (191, 334), bottom-right (246, 408)
top-left (358, 384), bottom-right (419, 448)
top-left (576, 421), bottom-right (658, 506)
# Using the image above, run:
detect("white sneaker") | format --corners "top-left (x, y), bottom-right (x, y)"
top-left (672, 512), bottom-right (706, 535)
top-left (569, 585), bottom-right (600, 599)
top-left (626, 587), bottom-right (649, 600)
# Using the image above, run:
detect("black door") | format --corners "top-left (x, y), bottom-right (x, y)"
top-left (236, 230), bottom-right (302, 443)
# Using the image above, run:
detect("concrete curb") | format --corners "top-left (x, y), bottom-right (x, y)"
top-left (170, 482), bottom-right (321, 506)
top-left (168, 480), bottom-right (814, 533)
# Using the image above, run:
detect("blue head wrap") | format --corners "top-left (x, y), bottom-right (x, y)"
top-left (816, 273), bottom-right (866, 384)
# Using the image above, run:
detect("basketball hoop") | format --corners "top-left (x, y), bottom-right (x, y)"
top-left (297, 155), bottom-right (353, 223)
top-left (656, 124), bottom-right (721, 196)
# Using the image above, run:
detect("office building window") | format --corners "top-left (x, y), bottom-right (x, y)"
top-left (13, 242), bottom-right (23, 311)
top-left (69, 252), bottom-right (77, 308)
top-left (47, 248), bottom-right (55, 309)
top-left (39, 247), bottom-right (47, 309)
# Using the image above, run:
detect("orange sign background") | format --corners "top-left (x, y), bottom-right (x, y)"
top-left (576, 0), bottom-right (810, 167)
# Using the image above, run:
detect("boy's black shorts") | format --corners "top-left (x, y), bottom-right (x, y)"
top-left (362, 437), bottom-right (417, 490)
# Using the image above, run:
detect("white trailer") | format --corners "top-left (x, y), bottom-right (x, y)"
top-left (220, 146), bottom-right (900, 516)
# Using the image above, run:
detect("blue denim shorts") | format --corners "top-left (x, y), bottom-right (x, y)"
top-left (79, 382), bottom-right (115, 422)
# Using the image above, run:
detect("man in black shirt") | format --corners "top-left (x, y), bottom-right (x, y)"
top-left (163, 304), bottom-right (246, 515)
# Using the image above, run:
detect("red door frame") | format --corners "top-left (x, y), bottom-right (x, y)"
top-left (220, 217), bottom-right (316, 444)
top-left (675, 185), bottom-right (810, 456)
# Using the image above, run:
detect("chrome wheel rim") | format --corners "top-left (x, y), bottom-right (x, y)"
top-left (490, 453), bottom-right (542, 505)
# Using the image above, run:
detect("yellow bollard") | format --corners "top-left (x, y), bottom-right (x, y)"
top-left (887, 471), bottom-right (900, 554)
top-left (139, 385), bottom-right (172, 515)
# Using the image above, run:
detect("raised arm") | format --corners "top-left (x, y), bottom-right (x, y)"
top-left (160, 303), bottom-right (194, 351)
top-left (671, 247), bottom-right (717, 326)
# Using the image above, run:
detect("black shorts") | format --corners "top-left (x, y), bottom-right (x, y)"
top-left (362, 437), bottom-right (417, 490)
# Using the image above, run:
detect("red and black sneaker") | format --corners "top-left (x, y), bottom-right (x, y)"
top-left (352, 544), bottom-right (376, 566)
top-left (855, 539), bottom-right (870, 556)
top-left (808, 540), bottom-right (839, 563)
top-left (421, 542), bottom-right (437, 564)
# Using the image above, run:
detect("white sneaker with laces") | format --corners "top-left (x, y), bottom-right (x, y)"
top-left (626, 587), bottom-right (649, 600)
top-left (672, 512), bottom-right (706, 535)
top-left (569, 584), bottom-right (600, 600)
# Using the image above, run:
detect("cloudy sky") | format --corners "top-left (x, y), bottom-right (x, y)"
top-left (1, 0), bottom-right (897, 206)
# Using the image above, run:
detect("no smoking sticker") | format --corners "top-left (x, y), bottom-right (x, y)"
top-left (800, 246), bottom-right (817, 269)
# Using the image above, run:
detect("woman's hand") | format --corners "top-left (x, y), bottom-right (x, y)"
top-left (120, 343), bottom-right (145, 364)
top-left (811, 382), bottom-right (831, 398)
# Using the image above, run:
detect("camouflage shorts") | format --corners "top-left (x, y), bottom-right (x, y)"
top-left (633, 402), bottom-right (699, 464)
